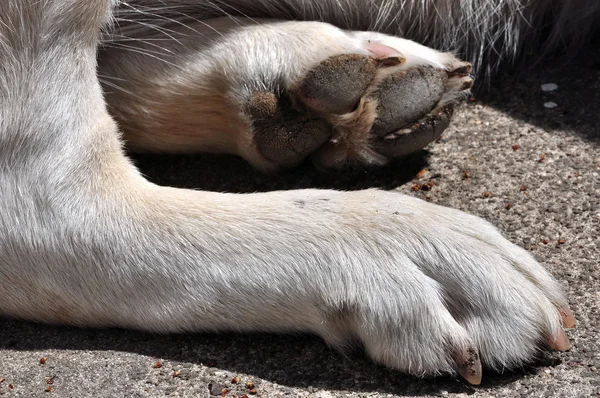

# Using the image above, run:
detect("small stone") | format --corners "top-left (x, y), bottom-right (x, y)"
top-left (421, 181), bottom-right (435, 191)
top-left (416, 168), bottom-right (428, 179)
top-left (209, 383), bottom-right (227, 396)
top-left (544, 101), bottom-right (558, 109)
top-left (541, 83), bottom-right (558, 92)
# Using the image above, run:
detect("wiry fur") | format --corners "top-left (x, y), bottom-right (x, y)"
top-left (111, 0), bottom-right (600, 75)
top-left (0, 0), bottom-right (581, 386)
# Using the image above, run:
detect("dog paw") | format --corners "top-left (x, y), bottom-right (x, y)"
top-left (308, 192), bottom-right (575, 384)
top-left (101, 19), bottom-right (472, 170)
top-left (245, 42), bottom-right (473, 168)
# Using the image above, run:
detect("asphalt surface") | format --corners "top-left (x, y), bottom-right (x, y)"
top-left (1, 51), bottom-right (598, 397)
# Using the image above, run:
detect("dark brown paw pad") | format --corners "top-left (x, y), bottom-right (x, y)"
top-left (370, 105), bottom-right (453, 158)
top-left (246, 91), bottom-right (331, 167)
top-left (370, 67), bottom-right (448, 138)
top-left (291, 54), bottom-right (379, 115)
top-left (246, 53), bottom-right (473, 169)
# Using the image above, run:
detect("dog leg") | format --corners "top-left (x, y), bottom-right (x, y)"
top-left (0, 2), bottom-right (573, 384)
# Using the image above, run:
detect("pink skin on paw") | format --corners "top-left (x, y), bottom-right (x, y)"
top-left (364, 41), bottom-right (404, 62)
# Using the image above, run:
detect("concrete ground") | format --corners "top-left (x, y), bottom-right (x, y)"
top-left (1, 51), bottom-right (598, 397)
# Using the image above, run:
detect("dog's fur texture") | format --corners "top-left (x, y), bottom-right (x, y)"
top-left (0, 0), bottom-right (593, 385)
top-left (112, 0), bottom-right (600, 75)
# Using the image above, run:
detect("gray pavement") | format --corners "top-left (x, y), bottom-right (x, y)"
top-left (1, 52), bottom-right (598, 397)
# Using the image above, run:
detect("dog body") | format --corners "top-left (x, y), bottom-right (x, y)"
top-left (0, 0), bottom-right (591, 384)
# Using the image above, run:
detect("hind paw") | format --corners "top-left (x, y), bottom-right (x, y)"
top-left (243, 33), bottom-right (473, 169)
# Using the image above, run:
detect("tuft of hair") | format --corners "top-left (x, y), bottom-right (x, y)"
top-left (111, 0), bottom-right (600, 76)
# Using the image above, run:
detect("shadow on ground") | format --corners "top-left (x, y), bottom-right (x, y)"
top-left (131, 150), bottom-right (430, 193)
top-left (1, 319), bottom-right (561, 396)
top-left (474, 46), bottom-right (600, 144)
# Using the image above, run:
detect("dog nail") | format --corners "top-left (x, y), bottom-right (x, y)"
top-left (550, 328), bottom-right (571, 351)
top-left (460, 77), bottom-right (474, 90)
top-left (448, 62), bottom-right (473, 76)
top-left (560, 307), bottom-right (576, 328)
top-left (454, 347), bottom-right (482, 385)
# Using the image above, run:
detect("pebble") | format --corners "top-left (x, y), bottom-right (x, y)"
top-left (209, 382), bottom-right (227, 396)
top-left (544, 102), bottom-right (558, 109)
top-left (541, 83), bottom-right (558, 92)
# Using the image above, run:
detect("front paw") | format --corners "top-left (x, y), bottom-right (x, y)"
top-left (312, 192), bottom-right (574, 384)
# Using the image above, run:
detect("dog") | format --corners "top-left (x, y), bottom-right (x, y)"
top-left (1, 0), bottom-right (595, 386)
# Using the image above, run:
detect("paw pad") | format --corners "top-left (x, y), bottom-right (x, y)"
top-left (247, 53), bottom-right (473, 168)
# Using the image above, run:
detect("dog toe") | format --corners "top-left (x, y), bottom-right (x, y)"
top-left (292, 54), bottom-right (378, 115)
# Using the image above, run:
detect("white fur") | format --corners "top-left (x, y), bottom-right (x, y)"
top-left (0, 0), bottom-right (570, 383)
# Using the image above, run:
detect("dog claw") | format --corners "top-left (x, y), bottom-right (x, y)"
top-left (454, 347), bottom-right (482, 385)
top-left (460, 77), bottom-right (474, 90)
top-left (550, 328), bottom-right (571, 351)
top-left (448, 62), bottom-right (473, 77)
top-left (560, 307), bottom-right (576, 328)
